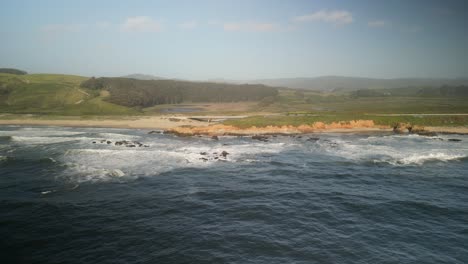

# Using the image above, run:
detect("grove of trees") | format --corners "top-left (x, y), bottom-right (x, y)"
top-left (81, 77), bottom-right (278, 107)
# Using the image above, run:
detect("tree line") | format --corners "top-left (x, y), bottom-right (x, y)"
top-left (81, 77), bottom-right (278, 107)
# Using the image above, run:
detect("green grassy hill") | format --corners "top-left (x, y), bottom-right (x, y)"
top-left (0, 73), bottom-right (138, 115)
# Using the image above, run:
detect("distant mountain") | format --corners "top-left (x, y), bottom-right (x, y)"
top-left (122, 74), bottom-right (164, 80)
top-left (249, 76), bottom-right (468, 91)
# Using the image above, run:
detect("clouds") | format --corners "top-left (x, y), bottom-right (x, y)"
top-left (293, 10), bottom-right (354, 25)
top-left (121, 16), bottom-right (162, 32)
top-left (41, 9), bottom-right (420, 35)
top-left (223, 22), bottom-right (278, 32)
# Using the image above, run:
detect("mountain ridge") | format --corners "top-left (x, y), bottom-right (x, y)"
top-left (124, 73), bottom-right (468, 91)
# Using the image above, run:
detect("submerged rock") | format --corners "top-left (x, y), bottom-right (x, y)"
top-left (198, 150), bottom-right (230, 161)
top-left (448, 138), bottom-right (462, 142)
top-left (211, 135), bottom-right (219, 140)
top-left (252, 135), bottom-right (269, 142)
top-left (112, 140), bottom-right (149, 148)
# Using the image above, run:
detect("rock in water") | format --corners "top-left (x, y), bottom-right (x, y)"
top-left (110, 169), bottom-right (125, 177)
top-left (252, 135), bottom-right (269, 142)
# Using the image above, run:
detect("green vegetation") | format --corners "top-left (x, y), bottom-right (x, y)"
top-left (222, 88), bottom-right (468, 128)
top-left (351, 86), bottom-right (468, 97)
top-left (81, 77), bottom-right (278, 107)
top-left (0, 68), bottom-right (27, 75)
top-left (224, 115), bottom-right (468, 128)
top-left (254, 89), bottom-right (468, 114)
top-left (0, 72), bottom-right (467, 129)
top-left (0, 73), bottom-right (137, 115)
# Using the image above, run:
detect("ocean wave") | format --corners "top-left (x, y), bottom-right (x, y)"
top-left (59, 141), bottom-right (290, 182)
top-left (384, 153), bottom-right (467, 166)
top-left (62, 163), bottom-right (129, 183)
top-left (315, 137), bottom-right (466, 166)
top-left (11, 136), bottom-right (88, 144)
top-left (97, 133), bottom-right (140, 141)
top-left (0, 129), bottom-right (84, 137)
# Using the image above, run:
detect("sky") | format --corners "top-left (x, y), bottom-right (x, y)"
top-left (1, 0), bottom-right (467, 80)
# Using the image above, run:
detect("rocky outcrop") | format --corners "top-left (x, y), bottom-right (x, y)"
top-left (92, 139), bottom-right (149, 147)
top-left (393, 123), bottom-right (412, 134)
top-left (165, 120), bottom-right (380, 136)
top-left (199, 150), bottom-right (230, 162)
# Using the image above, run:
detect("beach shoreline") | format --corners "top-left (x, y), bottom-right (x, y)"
top-left (0, 116), bottom-right (467, 135)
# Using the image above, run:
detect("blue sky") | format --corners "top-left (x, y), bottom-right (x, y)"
top-left (1, 0), bottom-right (467, 79)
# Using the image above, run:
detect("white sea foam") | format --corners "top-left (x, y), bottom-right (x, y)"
top-left (388, 153), bottom-right (466, 166)
top-left (11, 136), bottom-right (87, 144)
top-left (0, 129), bottom-right (83, 137)
top-left (314, 136), bottom-right (467, 166)
top-left (59, 140), bottom-right (290, 182)
top-left (97, 133), bottom-right (140, 141)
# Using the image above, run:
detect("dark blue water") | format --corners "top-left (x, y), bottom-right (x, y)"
top-left (1, 126), bottom-right (467, 264)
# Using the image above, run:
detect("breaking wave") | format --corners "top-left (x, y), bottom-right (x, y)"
top-left (11, 136), bottom-right (88, 144)
top-left (385, 153), bottom-right (466, 166)
top-left (313, 134), bottom-right (467, 166)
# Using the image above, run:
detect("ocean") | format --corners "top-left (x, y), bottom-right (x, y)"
top-left (0, 126), bottom-right (467, 263)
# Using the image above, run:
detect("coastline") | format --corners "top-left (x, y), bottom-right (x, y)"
top-left (0, 116), bottom-right (466, 135)
top-left (0, 116), bottom-right (208, 130)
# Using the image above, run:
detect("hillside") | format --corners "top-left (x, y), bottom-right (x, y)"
top-left (250, 76), bottom-right (468, 91)
top-left (81, 77), bottom-right (278, 108)
top-left (0, 68), bottom-right (27, 75)
top-left (0, 74), bottom-right (278, 115)
top-left (0, 73), bottom-right (137, 115)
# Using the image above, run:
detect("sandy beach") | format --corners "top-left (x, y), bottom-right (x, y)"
top-left (1, 116), bottom-right (466, 135)
top-left (0, 116), bottom-right (208, 130)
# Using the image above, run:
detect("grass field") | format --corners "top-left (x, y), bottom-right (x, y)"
top-left (1, 74), bottom-right (467, 128)
top-left (223, 114), bottom-right (468, 128)
top-left (255, 89), bottom-right (468, 114)
top-left (222, 89), bottom-right (468, 127)
top-left (0, 73), bottom-right (137, 115)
